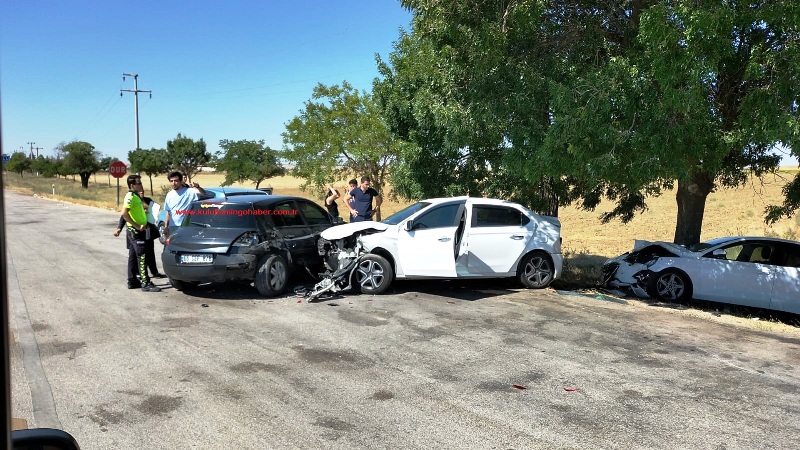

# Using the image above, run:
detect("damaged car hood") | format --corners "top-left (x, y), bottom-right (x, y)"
top-left (321, 221), bottom-right (390, 240)
top-left (630, 240), bottom-right (695, 257)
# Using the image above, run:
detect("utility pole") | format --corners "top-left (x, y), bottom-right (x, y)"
top-left (33, 146), bottom-right (43, 158)
top-left (120, 73), bottom-right (152, 150)
top-left (26, 142), bottom-right (35, 159)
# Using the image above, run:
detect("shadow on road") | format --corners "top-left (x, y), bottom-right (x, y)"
top-left (167, 274), bottom-right (525, 303)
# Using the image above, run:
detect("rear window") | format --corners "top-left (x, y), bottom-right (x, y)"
top-left (181, 202), bottom-right (259, 229)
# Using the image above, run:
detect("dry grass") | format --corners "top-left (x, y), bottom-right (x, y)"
top-left (5, 168), bottom-right (799, 288)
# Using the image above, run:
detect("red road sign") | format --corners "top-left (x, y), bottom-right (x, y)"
top-left (109, 161), bottom-right (128, 178)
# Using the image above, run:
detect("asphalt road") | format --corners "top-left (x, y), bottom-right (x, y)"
top-left (6, 190), bottom-right (800, 449)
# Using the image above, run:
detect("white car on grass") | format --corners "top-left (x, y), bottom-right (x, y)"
top-left (308, 196), bottom-right (562, 299)
top-left (602, 236), bottom-right (800, 314)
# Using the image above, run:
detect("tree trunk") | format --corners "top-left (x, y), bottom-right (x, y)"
top-left (148, 175), bottom-right (154, 196)
top-left (79, 172), bottom-right (91, 188)
top-left (673, 171), bottom-right (714, 246)
top-left (540, 178), bottom-right (559, 217)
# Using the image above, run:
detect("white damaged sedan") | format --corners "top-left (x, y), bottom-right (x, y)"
top-left (307, 196), bottom-right (562, 299)
top-left (602, 236), bottom-right (800, 314)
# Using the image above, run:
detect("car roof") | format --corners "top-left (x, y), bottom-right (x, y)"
top-left (419, 196), bottom-right (524, 207)
top-left (203, 187), bottom-right (269, 197)
top-left (706, 236), bottom-right (800, 246)
top-left (194, 194), bottom-right (310, 205)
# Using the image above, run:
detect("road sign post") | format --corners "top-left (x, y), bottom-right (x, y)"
top-left (109, 161), bottom-right (128, 207)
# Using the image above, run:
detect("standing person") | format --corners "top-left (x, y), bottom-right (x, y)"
top-left (163, 171), bottom-right (205, 238)
top-left (324, 186), bottom-right (340, 220)
top-left (346, 178), bottom-right (358, 222)
top-left (345, 176), bottom-right (382, 222)
top-left (122, 175), bottom-right (161, 292)
top-left (114, 183), bottom-right (163, 279)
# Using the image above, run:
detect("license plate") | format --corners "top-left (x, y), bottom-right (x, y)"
top-left (180, 254), bottom-right (214, 264)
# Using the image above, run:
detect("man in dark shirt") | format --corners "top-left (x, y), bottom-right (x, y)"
top-left (345, 176), bottom-right (382, 222)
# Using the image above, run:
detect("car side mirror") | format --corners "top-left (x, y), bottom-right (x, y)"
top-left (336, 217), bottom-right (345, 224)
top-left (12, 428), bottom-right (81, 450)
top-left (712, 249), bottom-right (726, 259)
top-left (404, 220), bottom-right (414, 231)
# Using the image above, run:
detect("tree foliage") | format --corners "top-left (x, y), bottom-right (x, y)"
top-left (282, 82), bottom-right (400, 220)
top-left (60, 141), bottom-right (101, 188)
top-left (32, 155), bottom-right (62, 178)
top-left (129, 148), bottom-right (170, 195)
top-left (214, 140), bottom-right (284, 189)
top-left (7, 152), bottom-right (32, 177)
top-left (166, 134), bottom-right (211, 183)
top-left (381, 0), bottom-right (800, 245)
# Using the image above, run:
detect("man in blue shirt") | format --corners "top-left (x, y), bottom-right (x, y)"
top-left (345, 176), bottom-right (382, 222)
top-left (163, 170), bottom-right (205, 237)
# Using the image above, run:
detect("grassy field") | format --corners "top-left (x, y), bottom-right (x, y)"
top-left (5, 168), bottom-right (800, 289)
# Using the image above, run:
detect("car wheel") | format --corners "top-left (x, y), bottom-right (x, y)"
top-left (355, 254), bottom-right (393, 295)
top-left (647, 269), bottom-right (693, 302)
top-left (518, 251), bottom-right (554, 288)
top-left (255, 254), bottom-right (289, 296)
top-left (158, 222), bottom-right (167, 244)
top-left (169, 277), bottom-right (199, 291)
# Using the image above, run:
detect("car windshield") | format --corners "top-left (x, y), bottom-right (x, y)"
top-left (687, 236), bottom-right (741, 252)
top-left (382, 201), bottom-right (432, 225)
top-left (182, 203), bottom-right (258, 229)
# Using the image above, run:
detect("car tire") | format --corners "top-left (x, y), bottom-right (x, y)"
top-left (158, 221), bottom-right (167, 244)
top-left (647, 269), bottom-right (693, 302)
top-left (255, 254), bottom-right (289, 296)
top-left (355, 254), bottom-right (393, 295)
top-left (518, 251), bottom-right (554, 289)
top-left (169, 278), bottom-right (199, 291)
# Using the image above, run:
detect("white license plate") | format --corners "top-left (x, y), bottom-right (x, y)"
top-left (180, 254), bottom-right (214, 264)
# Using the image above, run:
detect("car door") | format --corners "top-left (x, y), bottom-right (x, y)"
top-left (397, 202), bottom-right (463, 277)
top-left (767, 242), bottom-right (800, 314)
top-left (695, 242), bottom-right (774, 308)
top-left (295, 199), bottom-right (334, 264)
top-left (462, 204), bottom-right (532, 276)
top-left (269, 200), bottom-right (313, 259)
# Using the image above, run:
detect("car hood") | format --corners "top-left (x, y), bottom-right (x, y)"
top-left (321, 222), bottom-right (390, 240)
top-left (166, 227), bottom-right (251, 253)
top-left (631, 240), bottom-right (695, 257)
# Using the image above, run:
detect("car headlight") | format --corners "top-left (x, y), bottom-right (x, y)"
top-left (645, 257), bottom-right (659, 268)
top-left (232, 232), bottom-right (259, 247)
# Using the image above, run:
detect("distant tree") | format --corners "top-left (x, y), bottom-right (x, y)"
top-left (60, 141), bottom-right (101, 188)
top-left (31, 155), bottom-right (60, 178)
top-left (129, 148), bottom-right (170, 195)
top-left (99, 156), bottom-right (116, 186)
top-left (282, 82), bottom-right (400, 220)
top-left (214, 140), bottom-right (285, 189)
top-left (7, 152), bottom-right (31, 177)
top-left (166, 134), bottom-right (211, 183)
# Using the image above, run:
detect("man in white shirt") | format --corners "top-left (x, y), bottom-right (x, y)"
top-left (163, 170), bottom-right (205, 237)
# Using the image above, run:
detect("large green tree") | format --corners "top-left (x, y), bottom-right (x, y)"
top-left (282, 82), bottom-right (400, 220)
top-left (60, 141), bottom-right (101, 188)
top-left (129, 148), bottom-right (170, 195)
top-left (166, 134), bottom-right (211, 183)
top-left (214, 139), bottom-right (284, 189)
top-left (383, 0), bottom-right (800, 245)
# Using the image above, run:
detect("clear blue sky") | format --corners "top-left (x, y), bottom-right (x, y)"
top-left (1, 0), bottom-right (412, 163)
